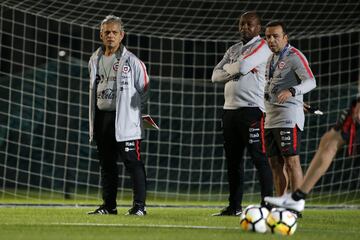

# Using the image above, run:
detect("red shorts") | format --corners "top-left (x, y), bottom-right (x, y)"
top-left (333, 100), bottom-right (359, 155)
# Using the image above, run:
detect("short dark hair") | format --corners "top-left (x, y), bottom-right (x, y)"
top-left (265, 20), bottom-right (287, 35)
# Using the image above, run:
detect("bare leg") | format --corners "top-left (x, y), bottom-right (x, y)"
top-left (269, 156), bottom-right (288, 196)
top-left (264, 129), bottom-right (346, 213)
top-left (300, 129), bottom-right (345, 193)
top-left (284, 155), bottom-right (303, 192)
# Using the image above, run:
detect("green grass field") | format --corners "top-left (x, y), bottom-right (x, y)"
top-left (0, 205), bottom-right (359, 240)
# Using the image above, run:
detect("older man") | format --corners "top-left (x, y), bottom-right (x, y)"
top-left (88, 15), bottom-right (149, 216)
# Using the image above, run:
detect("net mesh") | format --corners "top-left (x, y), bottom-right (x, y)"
top-left (0, 0), bottom-right (359, 205)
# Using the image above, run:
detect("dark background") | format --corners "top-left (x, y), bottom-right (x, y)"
top-left (0, 0), bottom-right (359, 202)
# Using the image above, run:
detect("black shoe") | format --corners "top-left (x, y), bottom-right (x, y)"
top-left (212, 206), bottom-right (242, 216)
top-left (87, 205), bottom-right (117, 215)
top-left (126, 204), bottom-right (147, 216)
top-left (288, 209), bottom-right (303, 218)
top-left (261, 201), bottom-right (273, 211)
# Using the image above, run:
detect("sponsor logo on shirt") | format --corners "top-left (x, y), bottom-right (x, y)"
top-left (125, 141), bottom-right (135, 146)
top-left (281, 142), bottom-right (291, 147)
top-left (280, 131), bottom-right (290, 135)
top-left (125, 141), bottom-right (135, 152)
top-left (119, 79), bottom-right (129, 91)
top-left (249, 127), bottom-right (260, 144)
top-left (97, 89), bottom-right (116, 100)
top-left (113, 61), bottom-right (120, 71)
top-left (278, 61), bottom-right (286, 69)
top-left (122, 65), bottom-right (130, 73)
top-left (249, 128), bottom-right (260, 132)
top-left (125, 147), bottom-right (135, 152)
top-left (281, 136), bottom-right (291, 141)
top-left (250, 133), bottom-right (259, 138)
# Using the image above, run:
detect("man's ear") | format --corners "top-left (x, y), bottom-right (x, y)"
top-left (256, 24), bottom-right (261, 34)
top-left (284, 34), bottom-right (289, 41)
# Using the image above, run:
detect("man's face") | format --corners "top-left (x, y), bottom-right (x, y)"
top-left (265, 25), bottom-right (288, 53)
top-left (100, 22), bottom-right (124, 50)
top-left (239, 15), bottom-right (260, 42)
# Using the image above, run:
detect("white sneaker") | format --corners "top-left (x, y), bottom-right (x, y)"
top-left (264, 193), bottom-right (305, 212)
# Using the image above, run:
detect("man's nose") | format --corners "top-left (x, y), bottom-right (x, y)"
top-left (241, 24), bottom-right (248, 31)
top-left (268, 36), bottom-right (275, 42)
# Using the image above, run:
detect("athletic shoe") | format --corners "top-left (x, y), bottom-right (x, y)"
top-left (126, 204), bottom-right (147, 216)
top-left (212, 206), bottom-right (242, 216)
top-left (289, 209), bottom-right (303, 218)
top-left (264, 193), bottom-right (305, 212)
top-left (261, 201), bottom-right (273, 211)
top-left (87, 205), bottom-right (117, 215)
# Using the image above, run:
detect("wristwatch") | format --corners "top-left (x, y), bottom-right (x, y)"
top-left (288, 87), bottom-right (296, 97)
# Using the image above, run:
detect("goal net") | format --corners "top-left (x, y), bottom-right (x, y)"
top-left (0, 0), bottom-right (359, 206)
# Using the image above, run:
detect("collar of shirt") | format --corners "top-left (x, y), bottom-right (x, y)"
top-left (98, 44), bottom-right (124, 60)
top-left (242, 35), bottom-right (261, 47)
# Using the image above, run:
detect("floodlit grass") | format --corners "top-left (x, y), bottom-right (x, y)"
top-left (0, 206), bottom-right (359, 240)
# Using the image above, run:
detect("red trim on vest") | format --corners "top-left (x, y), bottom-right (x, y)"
top-left (243, 39), bottom-right (266, 59)
top-left (291, 47), bottom-right (314, 78)
top-left (139, 61), bottom-right (149, 91)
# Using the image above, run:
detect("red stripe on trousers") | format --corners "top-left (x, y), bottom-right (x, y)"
top-left (136, 140), bottom-right (141, 160)
top-left (260, 114), bottom-right (266, 153)
top-left (293, 127), bottom-right (298, 152)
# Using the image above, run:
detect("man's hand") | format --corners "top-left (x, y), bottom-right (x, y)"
top-left (277, 89), bottom-right (292, 104)
top-left (353, 102), bottom-right (360, 123)
top-left (303, 102), bottom-right (310, 112)
top-left (223, 61), bottom-right (241, 76)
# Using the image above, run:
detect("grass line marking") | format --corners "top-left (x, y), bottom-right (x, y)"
top-left (50, 222), bottom-right (240, 230)
top-left (0, 222), bottom-right (358, 234)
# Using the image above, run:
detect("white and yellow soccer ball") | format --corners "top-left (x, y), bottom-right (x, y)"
top-left (266, 208), bottom-right (298, 235)
top-left (239, 205), bottom-right (270, 233)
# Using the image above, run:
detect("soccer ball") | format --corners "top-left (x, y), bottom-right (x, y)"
top-left (239, 205), bottom-right (270, 233)
top-left (266, 208), bottom-right (297, 235)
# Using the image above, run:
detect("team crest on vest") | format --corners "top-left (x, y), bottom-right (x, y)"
top-left (122, 65), bottom-right (130, 73)
top-left (242, 48), bottom-right (252, 56)
top-left (278, 61), bottom-right (286, 69)
top-left (113, 61), bottom-right (120, 71)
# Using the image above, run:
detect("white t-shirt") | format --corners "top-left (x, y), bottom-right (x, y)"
top-left (96, 54), bottom-right (118, 111)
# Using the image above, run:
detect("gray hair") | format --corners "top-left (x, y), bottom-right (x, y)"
top-left (100, 15), bottom-right (124, 32)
